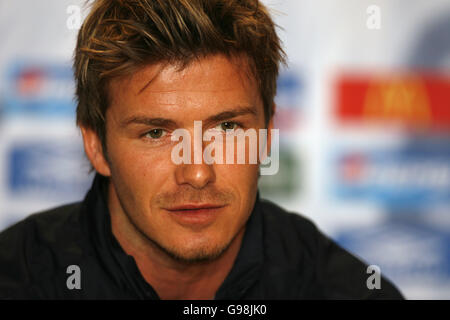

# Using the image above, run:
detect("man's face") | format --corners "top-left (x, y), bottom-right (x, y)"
top-left (95, 54), bottom-right (268, 262)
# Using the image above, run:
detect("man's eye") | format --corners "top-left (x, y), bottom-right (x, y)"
top-left (217, 121), bottom-right (238, 132)
top-left (145, 129), bottom-right (167, 139)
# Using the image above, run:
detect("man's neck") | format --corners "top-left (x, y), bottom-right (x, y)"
top-left (134, 231), bottom-right (244, 300)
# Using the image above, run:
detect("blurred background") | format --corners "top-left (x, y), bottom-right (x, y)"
top-left (0, 0), bottom-right (449, 299)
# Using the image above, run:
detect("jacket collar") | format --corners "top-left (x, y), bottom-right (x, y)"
top-left (82, 174), bottom-right (264, 299)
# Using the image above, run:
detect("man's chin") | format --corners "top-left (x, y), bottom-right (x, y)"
top-left (157, 242), bottom-right (230, 265)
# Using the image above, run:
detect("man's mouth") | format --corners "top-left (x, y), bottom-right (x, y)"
top-left (164, 204), bottom-right (227, 227)
top-left (166, 203), bottom-right (225, 211)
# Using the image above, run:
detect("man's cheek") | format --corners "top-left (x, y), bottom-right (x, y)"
top-left (219, 163), bottom-right (258, 183)
top-left (116, 147), bottom-right (169, 170)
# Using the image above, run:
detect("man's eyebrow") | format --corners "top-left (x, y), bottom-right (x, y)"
top-left (205, 106), bottom-right (258, 123)
top-left (120, 106), bottom-right (258, 128)
top-left (120, 116), bottom-right (178, 128)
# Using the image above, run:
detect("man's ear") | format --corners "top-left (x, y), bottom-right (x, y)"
top-left (80, 126), bottom-right (111, 177)
top-left (259, 104), bottom-right (276, 165)
top-left (266, 103), bottom-right (276, 154)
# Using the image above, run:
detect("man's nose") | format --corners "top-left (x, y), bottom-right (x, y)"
top-left (175, 162), bottom-right (216, 189)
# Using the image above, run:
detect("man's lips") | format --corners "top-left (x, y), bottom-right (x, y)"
top-left (165, 204), bottom-right (226, 212)
top-left (164, 204), bottom-right (227, 227)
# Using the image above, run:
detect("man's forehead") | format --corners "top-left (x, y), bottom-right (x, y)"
top-left (105, 54), bottom-right (264, 124)
top-left (109, 54), bottom-right (257, 97)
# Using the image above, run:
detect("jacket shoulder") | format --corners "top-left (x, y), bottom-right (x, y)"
top-left (0, 203), bottom-right (84, 298)
top-left (258, 198), bottom-right (404, 299)
top-left (0, 203), bottom-right (84, 251)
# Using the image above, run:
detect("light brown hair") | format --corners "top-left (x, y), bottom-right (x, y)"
top-left (74, 0), bottom-right (285, 150)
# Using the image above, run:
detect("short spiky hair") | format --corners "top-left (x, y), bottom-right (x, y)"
top-left (74, 0), bottom-right (285, 148)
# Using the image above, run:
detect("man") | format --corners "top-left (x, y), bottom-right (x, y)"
top-left (0, 0), bottom-right (402, 299)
